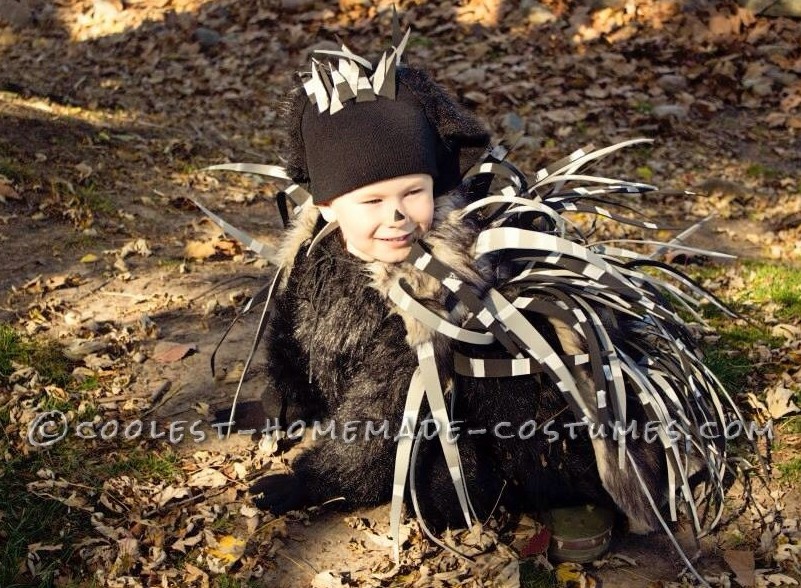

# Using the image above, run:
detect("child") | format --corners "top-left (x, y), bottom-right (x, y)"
top-left (201, 24), bottom-right (743, 579)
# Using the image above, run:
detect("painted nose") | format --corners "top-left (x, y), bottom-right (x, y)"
top-left (393, 209), bottom-right (405, 222)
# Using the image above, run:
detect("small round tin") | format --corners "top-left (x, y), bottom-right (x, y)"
top-left (545, 505), bottom-right (614, 563)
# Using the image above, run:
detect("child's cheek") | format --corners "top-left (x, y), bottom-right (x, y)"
top-left (422, 212), bottom-right (434, 234)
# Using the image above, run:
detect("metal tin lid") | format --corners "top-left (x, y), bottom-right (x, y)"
top-left (545, 505), bottom-right (614, 563)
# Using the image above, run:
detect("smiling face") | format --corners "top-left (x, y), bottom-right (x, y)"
top-left (317, 173), bottom-right (435, 263)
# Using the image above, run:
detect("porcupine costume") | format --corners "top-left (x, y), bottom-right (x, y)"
top-left (194, 25), bottom-right (748, 583)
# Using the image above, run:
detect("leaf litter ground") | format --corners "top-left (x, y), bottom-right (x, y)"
top-left (1, 0), bottom-right (801, 586)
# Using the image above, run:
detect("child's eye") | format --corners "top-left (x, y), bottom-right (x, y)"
top-left (361, 199), bottom-right (382, 205)
top-left (406, 188), bottom-right (423, 196)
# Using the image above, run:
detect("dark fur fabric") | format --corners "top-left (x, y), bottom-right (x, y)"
top-left (281, 66), bottom-right (490, 198)
top-left (251, 195), bottom-right (687, 533)
top-left (259, 229), bottom-right (421, 512)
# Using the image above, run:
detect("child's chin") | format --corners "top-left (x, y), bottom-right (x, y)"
top-left (372, 246), bottom-right (412, 263)
top-left (345, 241), bottom-right (414, 263)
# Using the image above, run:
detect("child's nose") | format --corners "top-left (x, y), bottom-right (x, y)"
top-left (389, 204), bottom-right (407, 225)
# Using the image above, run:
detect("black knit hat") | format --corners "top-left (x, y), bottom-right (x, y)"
top-left (283, 48), bottom-right (491, 204)
top-left (301, 81), bottom-right (440, 203)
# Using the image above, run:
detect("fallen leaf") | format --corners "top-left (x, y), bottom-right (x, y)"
top-left (27, 543), bottom-right (63, 554)
top-left (0, 182), bottom-right (20, 202)
top-left (724, 550), bottom-right (755, 587)
top-left (766, 387), bottom-right (800, 419)
top-left (44, 274), bottom-right (81, 291)
top-left (543, 108), bottom-right (585, 123)
top-left (99, 492), bottom-right (126, 514)
top-left (187, 468), bottom-right (228, 488)
top-left (520, 526), bottom-right (551, 557)
top-left (119, 238), bottom-right (152, 258)
top-left (83, 353), bottom-right (115, 370)
top-left (183, 562), bottom-right (209, 584)
top-left (63, 339), bottom-right (107, 361)
top-left (154, 485), bottom-right (192, 507)
top-left (152, 342), bottom-right (198, 363)
top-left (233, 462), bottom-right (248, 480)
top-left (113, 257), bottom-right (128, 272)
top-left (172, 532), bottom-right (204, 553)
top-left (213, 238), bottom-right (241, 257)
top-left (185, 240), bottom-right (217, 260)
top-left (772, 324), bottom-right (801, 340)
top-left (75, 162), bottom-right (93, 182)
top-left (91, 514), bottom-right (127, 541)
top-left (362, 530), bottom-right (394, 549)
top-left (555, 562), bottom-right (591, 585)
top-left (206, 534), bottom-right (246, 566)
top-left (80, 253), bottom-right (99, 263)
top-left (708, 10), bottom-right (741, 37)
top-left (758, 572), bottom-right (799, 586)
top-left (111, 537), bottom-right (139, 576)
top-left (775, 543), bottom-right (801, 564)
top-left (194, 402), bottom-right (210, 417)
top-left (311, 571), bottom-right (346, 588)
top-left (463, 90), bottom-right (488, 104)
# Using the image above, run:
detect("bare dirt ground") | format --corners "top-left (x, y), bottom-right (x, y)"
top-left (1, 0), bottom-right (801, 586)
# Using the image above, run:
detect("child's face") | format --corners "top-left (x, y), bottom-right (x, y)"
top-left (319, 173), bottom-right (435, 263)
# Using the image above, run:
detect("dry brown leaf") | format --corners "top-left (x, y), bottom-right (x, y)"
top-left (781, 86), bottom-right (801, 113)
top-left (772, 324), bottom-right (801, 340)
top-left (766, 387), bottom-right (800, 419)
top-left (724, 550), bottom-right (755, 587)
top-left (154, 485), bottom-right (192, 507)
top-left (765, 112), bottom-right (788, 128)
top-left (585, 86), bottom-right (609, 99)
top-left (213, 238), bottom-right (241, 257)
top-left (83, 353), bottom-right (115, 370)
top-left (91, 515), bottom-right (127, 541)
top-left (119, 238), bottom-right (152, 258)
top-left (543, 108), bottom-right (585, 123)
top-left (758, 572), bottom-right (799, 586)
top-left (75, 162), bottom-right (93, 182)
top-left (172, 532), bottom-right (204, 553)
top-left (152, 342), bottom-right (198, 363)
top-left (44, 274), bottom-right (81, 292)
top-left (463, 90), bottom-right (488, 104)
top-left (708, 10), bottom-right (742, 38)
top-left (184, 240), bottom-right (217, 260)
top-left (110, 537), bottom-right (140, 577)
top-left (185, 237), bottom-right (242, 260)
top-left (99, 492), bottom-right (126, 514)
top-left (311, 571), bottom-right (346, 588)
top-left (187, 468), bottom-right (228, 488)
top-left (183, 562), bottom-right (210, 587)
top-left (232, 462), bottom-right (248, 480)
top-left (0, 182), bottom-right (20, 202)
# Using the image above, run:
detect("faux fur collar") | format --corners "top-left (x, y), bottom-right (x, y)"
top-left (273, 189), bottom-right (485, 347)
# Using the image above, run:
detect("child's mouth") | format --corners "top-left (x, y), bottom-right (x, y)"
top-left (378, 233), bottom-right (413, 244)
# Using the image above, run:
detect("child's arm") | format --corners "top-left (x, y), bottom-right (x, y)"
top-left (251, 312), bottom-right (418, 513)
